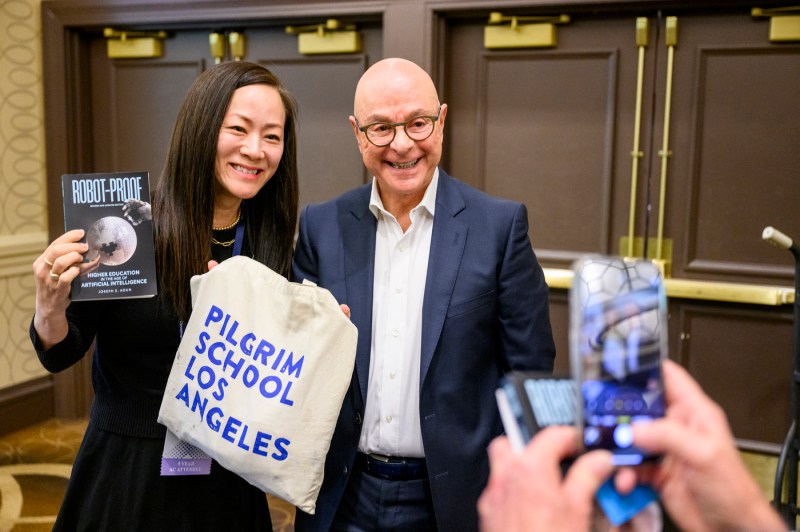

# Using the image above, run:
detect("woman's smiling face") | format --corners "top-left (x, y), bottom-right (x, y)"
top-left (214, 83), bottom-right (286, 203)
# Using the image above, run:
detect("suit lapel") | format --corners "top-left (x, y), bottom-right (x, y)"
top-left (341, 186), bottom-right (376, 402)
top-left (420, 171), bottom-right (467, 386)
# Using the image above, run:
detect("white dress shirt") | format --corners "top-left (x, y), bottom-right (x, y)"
top-left (357, 169), bottom-right (439, 458)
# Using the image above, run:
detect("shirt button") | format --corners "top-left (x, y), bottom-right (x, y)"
top-left (392, 329), bottom-right (399, 337)
top-left (395, 287), bottom-right (403, 294)
top-left (386, 415), bottom-right (393, 423)
top-left (389, 371), bottom-right (396, 379)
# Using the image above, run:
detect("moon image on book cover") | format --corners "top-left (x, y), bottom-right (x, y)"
top-left (85, 215), bottom-right (138, 266)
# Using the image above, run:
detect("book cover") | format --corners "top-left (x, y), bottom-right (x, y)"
top-left (61, 171), bottom-right (157, 301)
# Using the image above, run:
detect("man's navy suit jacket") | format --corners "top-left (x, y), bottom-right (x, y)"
top-left (291, 169), bottom-right (555, 531)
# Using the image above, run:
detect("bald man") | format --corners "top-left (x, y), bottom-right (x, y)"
top-left (292, 58), bottom-right (555, 531)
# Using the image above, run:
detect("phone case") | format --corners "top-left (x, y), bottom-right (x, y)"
top-left (495, 372), bottom-right (576, 452)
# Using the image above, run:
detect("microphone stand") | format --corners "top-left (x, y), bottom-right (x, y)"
top-left (763, 226), bottom-right (800, 527)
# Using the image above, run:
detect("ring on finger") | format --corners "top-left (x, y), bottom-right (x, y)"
top-left (49, 271), bottom-right (60, 282)
top-left (44, 257), bottom-right (54, 267)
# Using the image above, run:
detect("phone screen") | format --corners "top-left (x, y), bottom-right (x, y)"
top-left (570, 257), bottom-right (667, 465)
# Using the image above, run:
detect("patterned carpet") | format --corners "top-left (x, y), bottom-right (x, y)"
top-left (0, 418), bottom-right (785, 531)
top-left (0, 419), bottom-right (295, 531)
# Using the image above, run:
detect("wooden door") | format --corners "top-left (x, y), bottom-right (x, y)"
top-left (439, 6), bottom-right (799, 447)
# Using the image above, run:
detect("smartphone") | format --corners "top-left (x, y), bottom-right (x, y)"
top-left (570, 256), bottom-right (667, 466)
top-left (495, 372), bottom-right (577, 451)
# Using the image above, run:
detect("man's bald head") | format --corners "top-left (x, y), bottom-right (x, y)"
top-left (354, 58), bottom-right (440, 120)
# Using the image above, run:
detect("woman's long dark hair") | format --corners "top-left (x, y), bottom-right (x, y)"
top-left (153, 61), bottom-right (299, 320)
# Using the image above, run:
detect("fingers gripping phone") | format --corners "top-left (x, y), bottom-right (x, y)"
top-left (570, 256), bottom-right (667, 466)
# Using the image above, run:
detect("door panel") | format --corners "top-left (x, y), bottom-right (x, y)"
top-left (479, 51), bottom-right (618, 258)
top-left (685, 47), bottom-right (800, 276)
top-left (90, 57), bottom-right (203, 177)
top-left (675, 302), bottom-right (793, 445)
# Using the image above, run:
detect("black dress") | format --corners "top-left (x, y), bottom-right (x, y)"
top-left (30, 233), bottom-right (272, 531)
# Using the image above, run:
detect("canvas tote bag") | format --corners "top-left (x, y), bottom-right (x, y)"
top-left (158, 255), bottom-right (357, 513)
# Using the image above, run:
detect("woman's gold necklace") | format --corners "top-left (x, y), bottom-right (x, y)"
top-left (211, 236), bottom-right (235, 247)
top-left (211, 207), bottom-right (241, 247)
top-left (213, 207), bottom-right (241, 230)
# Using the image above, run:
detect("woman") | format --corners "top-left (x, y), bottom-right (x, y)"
top-left (30, 61), bottom-right (298, 530)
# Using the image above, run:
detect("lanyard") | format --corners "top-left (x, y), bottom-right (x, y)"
top-left (232, 219), bottom-right (245, 257)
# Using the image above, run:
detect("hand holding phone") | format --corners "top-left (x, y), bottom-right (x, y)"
top-left (495, 373), bottom-right (577, 452)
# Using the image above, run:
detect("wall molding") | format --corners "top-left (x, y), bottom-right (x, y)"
top-left (0, 232), bottom-right (48, 278)
top-left (0, 377), bottom-right (54, 437)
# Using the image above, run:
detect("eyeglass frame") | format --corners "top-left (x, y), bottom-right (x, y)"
top-left (354, 105), bottom-right (443, 147)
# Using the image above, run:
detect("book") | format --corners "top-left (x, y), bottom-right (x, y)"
top-left (61, 171), bottom-right (157, 301)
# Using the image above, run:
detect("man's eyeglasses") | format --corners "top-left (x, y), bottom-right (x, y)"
top-left (354, 106), bottom-right (442, 147)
